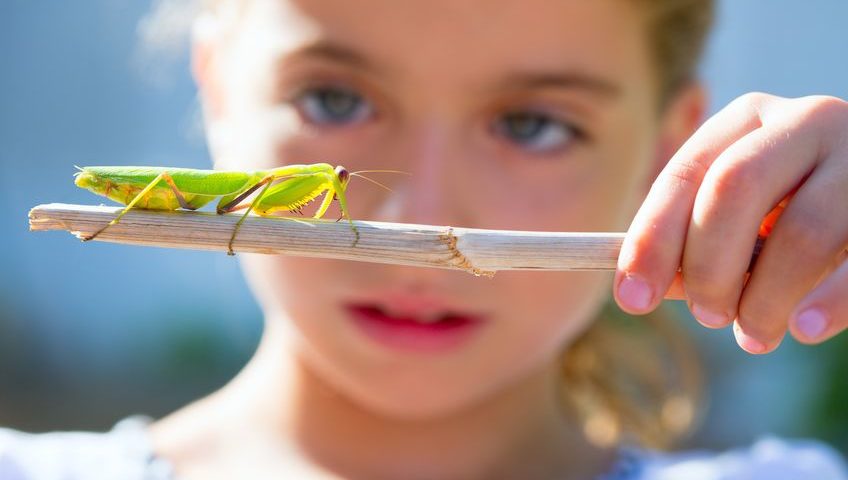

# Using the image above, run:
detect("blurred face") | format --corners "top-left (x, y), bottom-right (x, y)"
top-left (200, 0), bottom-right (663, 418)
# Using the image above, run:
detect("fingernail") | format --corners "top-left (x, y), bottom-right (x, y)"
top-left (691, 304), bottom-right (728, 328)
top-left (618, 274), bottom-right (654, 311)
top-left (795, 308), bottom-right (829, 340)
top-left (733, 324), bottom-right (767, 354)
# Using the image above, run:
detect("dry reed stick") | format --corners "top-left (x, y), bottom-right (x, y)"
top-left (28, 203), bottom-right (636, 276)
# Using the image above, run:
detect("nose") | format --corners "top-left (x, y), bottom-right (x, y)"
top-left (375, 121), bottom-right (470, 227)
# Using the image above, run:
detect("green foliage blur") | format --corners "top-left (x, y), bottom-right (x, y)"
top-left (810, 333), bottom-right (848, 453)
top-left (0, 298), bottom-right (260, 432)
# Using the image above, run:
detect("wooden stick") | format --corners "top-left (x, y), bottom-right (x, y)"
top-left (28, 203), bottom-right (632, 276)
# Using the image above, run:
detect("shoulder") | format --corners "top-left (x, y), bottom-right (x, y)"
top-left (0, 416), bottom-right (174, 480)
top-left (634, 437), bottom-right (848, 480)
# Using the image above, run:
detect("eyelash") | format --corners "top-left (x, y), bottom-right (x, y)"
top-left (288, 84), bottom-right (586, 155)
top-left (491, 110), bottom-right (585, 155)
top-left (291, 85), bottom-right (376, 127)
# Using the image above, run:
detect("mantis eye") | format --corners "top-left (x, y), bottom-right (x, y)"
top-left (335, 166), bottom-right (350, 186)
top-left (295, 86), bottom-right (374, 126)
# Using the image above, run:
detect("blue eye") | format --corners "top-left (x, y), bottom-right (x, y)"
top-left (494, 112), bottom-right (578, 153)
top-left (295, 86), bottom-right (374, 126)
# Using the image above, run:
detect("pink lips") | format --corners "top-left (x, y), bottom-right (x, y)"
top-left (344, 303), bottom-right (485, 353)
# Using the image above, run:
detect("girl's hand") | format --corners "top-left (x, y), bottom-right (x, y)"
top-left (615, 93), bottom-right (848, 354)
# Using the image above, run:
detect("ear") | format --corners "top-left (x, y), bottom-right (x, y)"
top-left (649, 82), bottom-right (708, 185)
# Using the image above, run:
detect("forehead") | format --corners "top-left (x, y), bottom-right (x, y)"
top-left (238, 0), bottom-right (651, 90)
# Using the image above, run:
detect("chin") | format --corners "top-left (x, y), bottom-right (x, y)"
top-left (307, 348), bottom-right (504, 421)
top-left (346, 379), bottom-right (497, 421)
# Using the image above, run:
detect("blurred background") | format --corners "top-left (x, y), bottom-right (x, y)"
top-left (1, 0), bottom-right (846, 454)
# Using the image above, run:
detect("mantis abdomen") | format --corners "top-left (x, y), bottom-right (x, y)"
top-left (74, 166), bottom-right (255, 211)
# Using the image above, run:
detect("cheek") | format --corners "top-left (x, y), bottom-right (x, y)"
top-left (453, 129), bottom-right (658, 232)
top-left (492, 271), bottom-right (612, 358)
top-left (239, 254), bottom-right (345, 325)
top-left (461, 163), bottom-right (644, 232)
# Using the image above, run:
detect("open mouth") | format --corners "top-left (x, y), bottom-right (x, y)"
top-left (343, 304), bottom-right (485, 353)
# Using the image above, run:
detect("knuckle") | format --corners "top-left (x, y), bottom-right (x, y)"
top-left (791, 96), bottom-right (848, 127)
top-left (730, 92), bottom-right (774, 113)
top-left (660, 158), bottom-right (706, 192)
top-left (800, 95), bottom-right (848, 116)
top-left (707, 159), bottom-right (762, 202)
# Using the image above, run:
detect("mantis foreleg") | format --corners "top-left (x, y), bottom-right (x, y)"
top-left (319, 172), bottom-right (359, 246)
top-left (216, 175), bottom-right (275, 214)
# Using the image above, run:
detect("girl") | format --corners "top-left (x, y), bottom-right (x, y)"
top-left (3, 0), bottom-right (848, 478)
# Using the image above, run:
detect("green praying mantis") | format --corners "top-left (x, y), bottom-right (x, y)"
top-left (74, 163), bottom-right (398, 255)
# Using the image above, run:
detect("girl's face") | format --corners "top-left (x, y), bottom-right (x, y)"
top-left (200, 0), bottom-right (678, 418)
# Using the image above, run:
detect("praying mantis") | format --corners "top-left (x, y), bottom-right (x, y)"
top-left (74, 163), bottom-right (396, 255)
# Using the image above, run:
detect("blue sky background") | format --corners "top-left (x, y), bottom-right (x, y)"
top-left (1, 0), bottom-right (847, 451)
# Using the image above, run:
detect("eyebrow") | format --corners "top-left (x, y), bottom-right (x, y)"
top-left (284, 41), bottom-right (620, 99)
top-left (496, 72), bottom-right (622, 98)
top-left (286, 41), bottom-right (379, 72)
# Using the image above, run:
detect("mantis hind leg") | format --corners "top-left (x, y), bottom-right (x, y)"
top-left (84, 171), bottom-right (191, 242)
top-left (218, 175), bottom-right (275, 255)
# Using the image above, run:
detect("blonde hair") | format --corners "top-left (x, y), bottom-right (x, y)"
top-left (641, 0), bottom-right (716, 107)
top-left (561, 303), bottom-right (704, 449)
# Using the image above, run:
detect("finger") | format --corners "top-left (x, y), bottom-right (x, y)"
top-left (615, 93), bottom-right (772, 314)
top-left (737, 159), bottom-right (848, 352)
top-left (664, 240), bottom-right (767, 302)
top-left (682, 123), bottom-right (818, 330)
top-left (790, 255), bottom-right (848, 343)
top-left (664, 272), bottom-right (686, 300)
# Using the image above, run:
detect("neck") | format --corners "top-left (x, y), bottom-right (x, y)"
top-left (179, 319), bottom-right (614, 479)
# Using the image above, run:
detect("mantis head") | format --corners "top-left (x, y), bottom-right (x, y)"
top-left (334, 165), bottom-right (351, 190)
